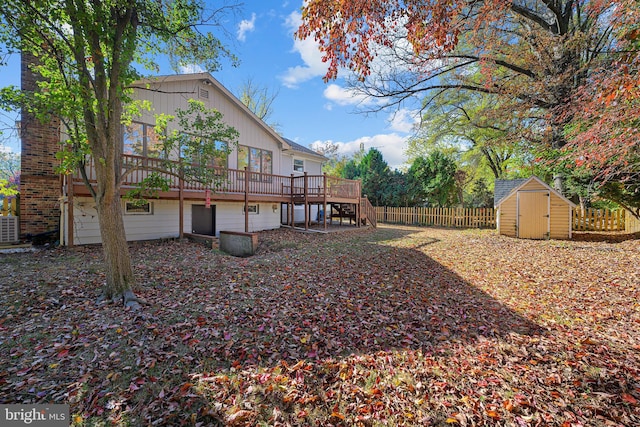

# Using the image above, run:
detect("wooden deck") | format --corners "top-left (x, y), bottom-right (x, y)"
top-left (71, 154), bottom-right (361, 204)
top-left (68, 154), bottom-right (377, 233)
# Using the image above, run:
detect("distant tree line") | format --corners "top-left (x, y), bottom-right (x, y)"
top-left (315, 145), bottom-right (493, 208)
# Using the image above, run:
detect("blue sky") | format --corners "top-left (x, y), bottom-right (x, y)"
top-left (0, 1), bottom-right (417, 169)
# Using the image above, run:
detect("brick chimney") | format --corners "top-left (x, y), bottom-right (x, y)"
top-left (19, 51), bottom-right (61, 238)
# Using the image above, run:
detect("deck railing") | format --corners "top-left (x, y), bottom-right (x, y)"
top-left (361, 196), bottom-right (377, 227)
top-left (73, 154), bottom-right (361, 201)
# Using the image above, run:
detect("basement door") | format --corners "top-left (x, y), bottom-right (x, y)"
top-left (192, 205), bottom-right (216, 236)
top-left (518, 191), bottom-right (549, 239)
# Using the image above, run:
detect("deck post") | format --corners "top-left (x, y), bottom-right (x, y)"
top-left (244, 167), bottom-right (249, 233)
top-left (359, 182), bottom-right (363, 227)
top-left (304, 172), bottom-right (309, 230)
top-left (178, 169), bottom-right (184, 239)
top-left (290, 174), bottom-right (294, 227)
top-left (323, 173), bottom-right (327, 230)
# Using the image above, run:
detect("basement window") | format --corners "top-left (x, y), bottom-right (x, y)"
top-left (124, 201), bottom-right (153, 215)
top-left (242, 204), bottom-right (259, 215)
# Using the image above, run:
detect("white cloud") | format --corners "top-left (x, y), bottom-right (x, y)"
top-left (179, 63), bottom-right (205, 74)
top-left (387, 108), bottom-right (420, 133)
top-left (323, 84), bottom-right (374, 107)
top-left (311, 133), bottom-right (409, 170)
top-left (237, 13), bottom-right (257, 42)
top-left (280, 11), bottom-right (328, 88)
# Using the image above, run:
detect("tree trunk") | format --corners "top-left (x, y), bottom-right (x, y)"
top-left (95, 191), bottom-right (139, 308)
top-left (550, 121), bottom-right (568, 195)
top-left (579, 195), bottom-right (587, 213)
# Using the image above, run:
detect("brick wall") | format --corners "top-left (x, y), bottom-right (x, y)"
top-left (19, 51), bottom-right (62, 238)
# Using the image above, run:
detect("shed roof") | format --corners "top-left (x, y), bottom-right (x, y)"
top-left (494, 178), bottom-right (528, 207)
top-left (494, 176), bottom-right (576, 208)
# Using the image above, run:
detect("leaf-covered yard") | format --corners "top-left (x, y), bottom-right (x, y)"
top-left (1, 225), bottom-right (638, 426)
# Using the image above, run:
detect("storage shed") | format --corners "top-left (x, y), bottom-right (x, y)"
top-left (494, 176), bottom-right (576, 240)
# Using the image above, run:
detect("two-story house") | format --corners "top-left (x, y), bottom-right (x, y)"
top-left (20, 68), bottom-right (375, 246)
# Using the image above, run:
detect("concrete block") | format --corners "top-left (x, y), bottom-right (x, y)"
top-left (219, 230), bottom-right (258, 257)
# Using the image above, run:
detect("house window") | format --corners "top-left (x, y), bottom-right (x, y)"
top-left (237, 145), bottom-right (249, 170)
top-left (242, 204), bottom-right (259, 214)
top-left (237, 145), bottom-right (273, 180)
top-left (293, 159), bottom-right (304, 173)
top-left (213, 141), bottom-right (228, 168)
top-left (123, 122), bottom-right (163, 157)
top-left (124, 201), bottom-right (153, 215)
top-left (181, 138), bottom-right (228, 168)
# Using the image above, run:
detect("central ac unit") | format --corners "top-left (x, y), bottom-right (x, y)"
top-left (0, 216), bottom-right (19, 243)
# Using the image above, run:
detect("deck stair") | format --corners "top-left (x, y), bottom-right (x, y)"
top-left (332, 203), bottom-right (357, 224)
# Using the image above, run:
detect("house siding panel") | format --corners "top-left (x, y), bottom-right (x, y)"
top-left (281, 153), bottom-right (323, 176)
top-left (184, 201), bottom-right (280, 236)
top-left (131, 80), bottom-right (283, 174)
top-left (72, 198), bottom-right (179, 245)
top-left (215, 202), bottom-right (280, 235)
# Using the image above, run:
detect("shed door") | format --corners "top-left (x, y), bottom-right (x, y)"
top-left (192, 205), bottom-right (215, 236)
top-left (518, 191), bottom-right (549, 239)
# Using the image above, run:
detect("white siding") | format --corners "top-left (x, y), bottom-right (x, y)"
top-left (183, 201), bottom-right (281, 237)
top-left (281, 152), bottom-right (324, 176)
top-left (72, 197), bottom-right (180, 245)
top-left (70, 198), bottom-right (283, 245)
top-left (281, 204), bottom-right (323, 224)
top-left (131, 79), bottom-right (284, 174)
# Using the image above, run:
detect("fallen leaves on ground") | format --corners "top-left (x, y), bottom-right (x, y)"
top-left (0, 225), bottom-right (638, 426)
